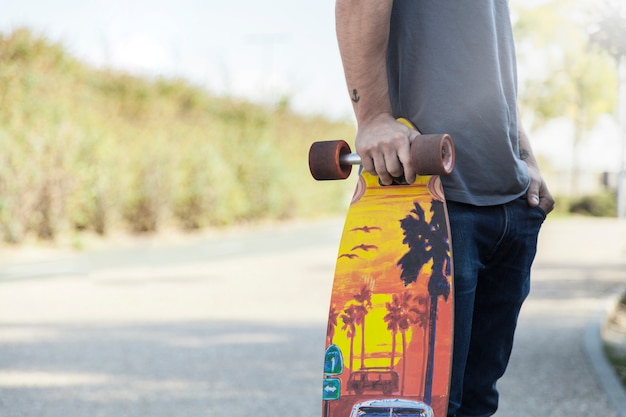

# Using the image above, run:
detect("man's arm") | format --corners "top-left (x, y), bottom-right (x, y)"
top-left (336, 0), bottom-right (418, 185)
top-left (518, 119), bottom-right (555, 214)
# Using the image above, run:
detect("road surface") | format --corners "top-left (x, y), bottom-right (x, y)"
top-left (0, 217), bottom-right (625, 416)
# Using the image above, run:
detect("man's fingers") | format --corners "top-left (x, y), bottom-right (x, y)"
top-left (398, 138), bottom-right (416, 184)
top-left (526, 165), bottom-right (555, 214)
top-left (538, 183), bottom-right (555, 214)
top-left (361, 155), bottom-right (376, 177)
top-left (384, 152), bottom-right (404, 178)
top-left (373, 154), bottom-right (393, 185)
top-left (354, 115), bottom-right (419, 185)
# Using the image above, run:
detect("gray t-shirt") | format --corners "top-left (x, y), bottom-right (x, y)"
top-left (387, 0), bottom-right (530, 206)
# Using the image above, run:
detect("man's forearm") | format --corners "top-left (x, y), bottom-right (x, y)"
top-left (336, 0), bottom-right (394, 124)
top-left (518, 123), bottom-right (538, 167)
top-left (517, 112), bottom-right (540, 169)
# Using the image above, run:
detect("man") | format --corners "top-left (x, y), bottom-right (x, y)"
top-left (334, 1), bottom-right (555, 416)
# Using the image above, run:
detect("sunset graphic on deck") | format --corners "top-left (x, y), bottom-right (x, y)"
top-left (323, 173), bottom-right (453, 417)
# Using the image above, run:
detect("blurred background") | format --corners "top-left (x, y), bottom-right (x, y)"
top-left (0, 0), bottom-right (353, 247)
top-left (1, 2), bottom-right (626, 416)
top-left (0, 0), bottom-right (624, 243)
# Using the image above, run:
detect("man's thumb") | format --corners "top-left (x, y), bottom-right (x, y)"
top-left (527, 186), bottom-right (540, 207)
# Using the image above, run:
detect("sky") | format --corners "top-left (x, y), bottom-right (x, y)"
top-left (1, 0), bottom-right (623, 174)
top-left (0, 0), bottom-right (351, 119)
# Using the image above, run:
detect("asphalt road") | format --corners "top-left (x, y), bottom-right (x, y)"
top-left (0, 217), bottom-right (625, 417)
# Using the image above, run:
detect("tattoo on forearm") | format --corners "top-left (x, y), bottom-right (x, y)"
top-left (351, 89), bottom-right (360, 103)
top-left (520, 149), bottom-right (530, 160)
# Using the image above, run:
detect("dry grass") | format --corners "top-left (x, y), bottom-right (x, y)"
top-left (0, 28), bottom-right (355, 243)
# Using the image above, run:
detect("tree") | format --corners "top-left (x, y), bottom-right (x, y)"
top-left (589, 0), bottom-right (626, 216)
top-left (514, 0), bottom-right (618, 196)
top-left (589, 0), bottom-right (626, 61)
top-left (397, 200), bottom-right (451, 404)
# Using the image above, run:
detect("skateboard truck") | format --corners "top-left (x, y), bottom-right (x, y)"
top-left (308, 134), bottom-right (455, 181)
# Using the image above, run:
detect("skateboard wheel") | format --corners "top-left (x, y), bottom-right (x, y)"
top-left (410, 134), bottom-right (455, 175)
top-left (309, 140), bottom-right (353, 180)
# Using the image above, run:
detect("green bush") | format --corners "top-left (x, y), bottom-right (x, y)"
top-left (569, 192), bottom-right (617, 217)
top-left (0, 28), bottom-right (356, 243)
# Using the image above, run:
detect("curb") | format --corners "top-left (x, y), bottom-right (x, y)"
top-left (585, 290), bottom-right (626, 417)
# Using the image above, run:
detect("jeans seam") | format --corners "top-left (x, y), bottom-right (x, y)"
top-left (484, 204), bottom-right (508, 263)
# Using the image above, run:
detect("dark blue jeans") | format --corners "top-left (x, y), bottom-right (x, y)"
top-left (446, 198), bottom-right (546, 417)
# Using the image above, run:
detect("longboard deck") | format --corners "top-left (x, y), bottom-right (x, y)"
top-left (322, 172), bottom-right (454, 417)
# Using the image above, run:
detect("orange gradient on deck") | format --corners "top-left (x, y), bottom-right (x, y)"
top-left (324, 172), bottom-right (453, 417)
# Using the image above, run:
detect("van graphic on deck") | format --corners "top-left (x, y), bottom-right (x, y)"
top-left (347, 367), bottom-right (399, 396)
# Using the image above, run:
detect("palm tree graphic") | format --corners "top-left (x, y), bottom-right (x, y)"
top-left (397, 199), bottom-right (451, 404)
top-left (384, 290), bottom-right (429, 395)
top-left (327, 305), bottom-right (340, 346)
top-left (353, 285), bottom-right (373, 369)
top-left (341, 305), bottom-right (358, 376)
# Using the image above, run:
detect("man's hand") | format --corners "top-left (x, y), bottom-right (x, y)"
top-left (517, 113), bottom-right (554, 215)
top-left (525, 164), bottom-right (555, 215)
top-left (355, 114), bottom-right (420, 185)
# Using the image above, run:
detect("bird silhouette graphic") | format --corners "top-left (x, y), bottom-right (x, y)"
top-left (350, 225), bottom-right (382, 233)
top-left (338, 253), bottom-right (360, 260)
top-left (351, 244), bottom-right (379, 252)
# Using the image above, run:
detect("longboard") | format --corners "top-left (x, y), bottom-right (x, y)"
top-left (309, 120), bottom-right (455, 417)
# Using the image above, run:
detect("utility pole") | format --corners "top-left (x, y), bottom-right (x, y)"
top-left (618, 56), bottom-right (626, 217)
